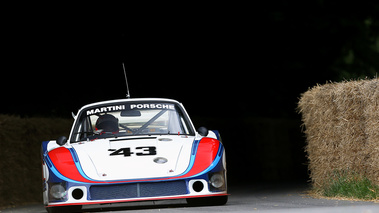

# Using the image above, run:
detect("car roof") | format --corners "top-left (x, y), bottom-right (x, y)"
top-left (78, 98), bottom-right (181, 112)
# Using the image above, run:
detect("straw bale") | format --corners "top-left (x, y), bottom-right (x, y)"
top-left (298, 78), bottom-right (379, 188)
top-left (362, 79), bottom-right (379, 185)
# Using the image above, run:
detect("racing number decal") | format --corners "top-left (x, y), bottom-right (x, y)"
top-left (108, 146), bottom-right (156, 157)
top-left (109, 148), bottom-right (134, 157)
top-left (136, 146), bottom-right (157, 156)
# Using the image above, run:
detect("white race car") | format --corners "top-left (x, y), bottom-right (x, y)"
top-left (41, 98), bottom-right (227, 213)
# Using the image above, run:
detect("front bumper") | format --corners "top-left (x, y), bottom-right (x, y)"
top-left (46, 176), bottom-right (227, 207)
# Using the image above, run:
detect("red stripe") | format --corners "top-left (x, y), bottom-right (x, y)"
top-left (48, 147), bottom-right (99, 183)
top-left (174, 137), bottom-right (219, 178)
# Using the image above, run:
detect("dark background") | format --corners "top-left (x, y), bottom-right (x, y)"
top-left (2, 2), bottom-right (379, 184)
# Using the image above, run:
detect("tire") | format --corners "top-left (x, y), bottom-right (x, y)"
top-left (187, 195), bottom-right (228, 206)
top-left (46, 205), bottom-right (82, 213)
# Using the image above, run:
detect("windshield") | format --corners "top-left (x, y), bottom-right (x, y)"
top-left (71, 102), bottom-right (194, 142)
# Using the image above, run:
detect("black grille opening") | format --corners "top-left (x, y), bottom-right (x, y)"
top-left (90, 180), bottom-right (187, 200)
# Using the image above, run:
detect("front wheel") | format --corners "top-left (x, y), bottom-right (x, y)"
top-left (187, 195), bottom-right (228, 206)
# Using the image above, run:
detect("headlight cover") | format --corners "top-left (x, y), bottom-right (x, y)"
top-left (210, 173), bottom-right (225, 188)
top-left (209, 171), bottom-right (226, 191)
top-left (50, 183), bottom-right (67, 200)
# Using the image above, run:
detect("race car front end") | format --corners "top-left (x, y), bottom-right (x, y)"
top-left (41, 134), bottom-right (227, 212)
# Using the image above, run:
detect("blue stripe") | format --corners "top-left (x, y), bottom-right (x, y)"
top-left (191, 139), bottom-right (200, 155)
top-left (217, 143), bottom-right (223, 156)
top-left (41, 141), bottom-right (49, 155)
top-left (210, 130), bottom-right (220, 140)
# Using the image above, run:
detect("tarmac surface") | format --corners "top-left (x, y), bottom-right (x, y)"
top-left (1, 182), bottom-right (378, 213)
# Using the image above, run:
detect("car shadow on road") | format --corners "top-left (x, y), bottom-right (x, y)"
top-left (83, 203), bottom-right (188, 212)
top-left (82, 182), bottom-right (311, 212)
top-left (81, 199), bottom-right (215, 212)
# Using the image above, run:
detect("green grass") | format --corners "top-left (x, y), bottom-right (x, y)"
top-left (323, 171), bottom-right (379, 201)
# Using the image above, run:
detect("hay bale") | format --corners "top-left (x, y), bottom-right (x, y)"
top-left (298, 78), bottom-right (379, 188)
top-left (362, 80), bottom-right (379, 185)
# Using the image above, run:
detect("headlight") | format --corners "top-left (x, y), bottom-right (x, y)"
top-left (50, 184), bottom-right (66, 199)
top-left (210, 173), bottom-right (225, 188)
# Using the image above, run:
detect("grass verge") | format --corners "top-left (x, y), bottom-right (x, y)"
top-left (318, 171), bottom-right (379, 201)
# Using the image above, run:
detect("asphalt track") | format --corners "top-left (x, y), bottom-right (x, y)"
top-left (2, 183), bottom-right (378, 213)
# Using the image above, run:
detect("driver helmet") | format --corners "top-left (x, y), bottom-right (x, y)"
top-left (96, 114), bottom-right (119, 133)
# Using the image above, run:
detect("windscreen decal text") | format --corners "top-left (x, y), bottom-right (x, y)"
top-left (130, 103), bottom-right (174, 110)
top-left (87, 105), bottom-right (125, 115)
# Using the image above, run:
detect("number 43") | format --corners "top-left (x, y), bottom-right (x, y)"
top-left (108, 146), bottom-right (157, 157)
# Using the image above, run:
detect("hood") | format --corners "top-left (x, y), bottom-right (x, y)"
top-left (71, 135), bottom-right (195, 181)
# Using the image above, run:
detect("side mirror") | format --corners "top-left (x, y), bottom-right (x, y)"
top-left (56, 136), bottom-right (67, 146)
top-left (197, 127), bottom-right (208, 137)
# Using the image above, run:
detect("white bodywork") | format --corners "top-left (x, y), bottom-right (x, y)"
top-left (72, 135), bottom-right (195, 180)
